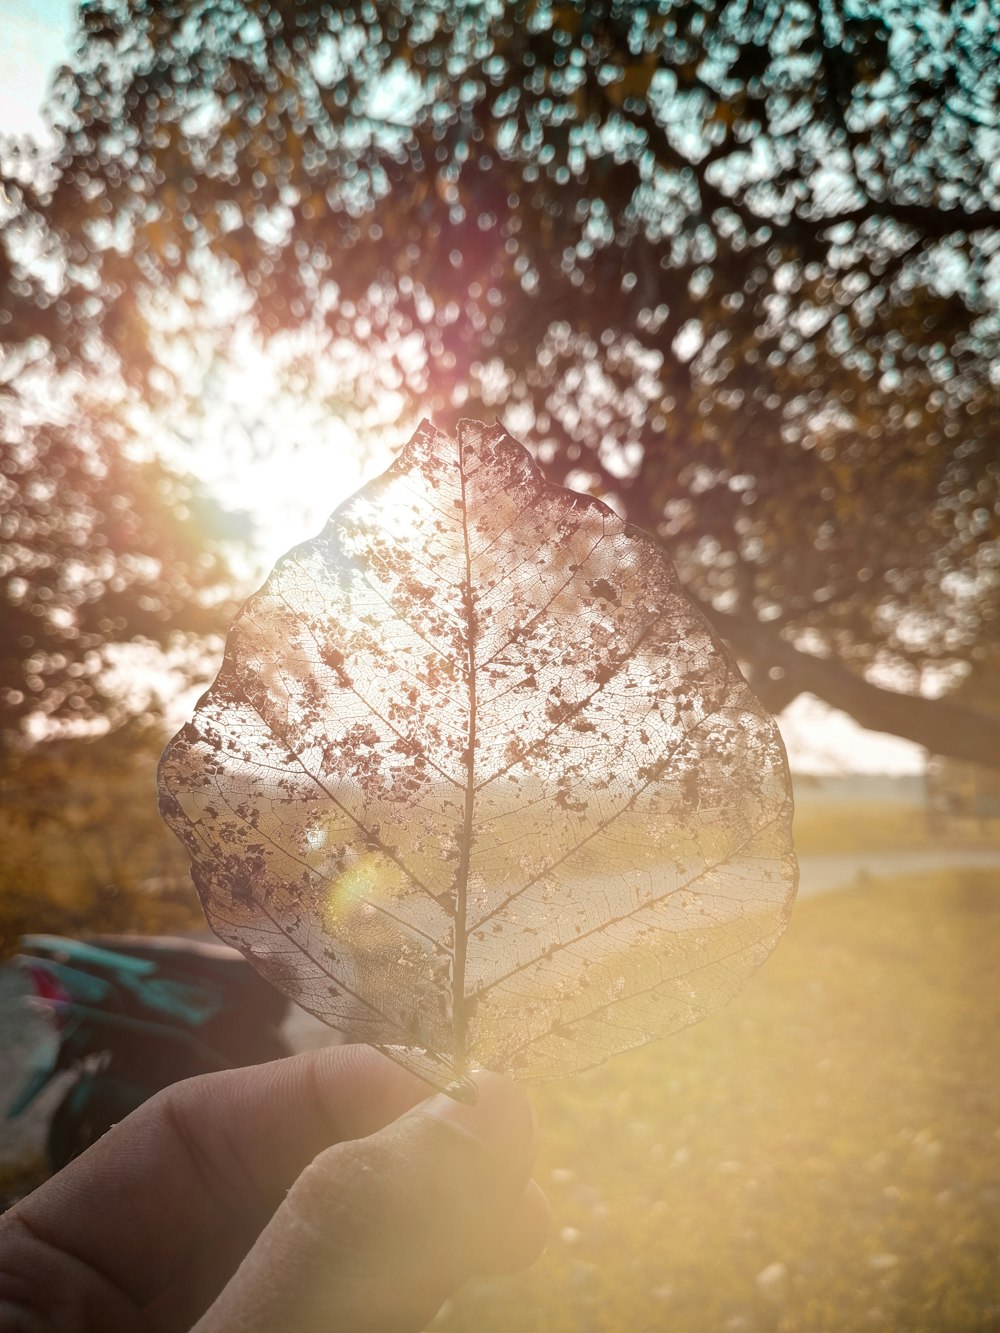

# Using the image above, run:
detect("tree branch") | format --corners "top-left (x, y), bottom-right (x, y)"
top-left (705, 605), bottom-right (1000, 770)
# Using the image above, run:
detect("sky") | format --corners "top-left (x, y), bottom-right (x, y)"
top-left (0, 0), bottom-right (76, 141)
top-left (0, 2), bottom-right (928, 776)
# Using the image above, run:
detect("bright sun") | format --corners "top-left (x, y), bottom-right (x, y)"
top-left (165, 330), bottom-right (401, 571)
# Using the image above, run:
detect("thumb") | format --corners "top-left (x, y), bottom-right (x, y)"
top-left (192, 1072), bottom-right (549, 1333)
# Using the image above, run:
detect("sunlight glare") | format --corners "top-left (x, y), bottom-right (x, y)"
top-left (163, 328), bottom-right (400, 570)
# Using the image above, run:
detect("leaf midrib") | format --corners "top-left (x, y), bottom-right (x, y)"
top-left (452, 432), bottom-right (478, 1069)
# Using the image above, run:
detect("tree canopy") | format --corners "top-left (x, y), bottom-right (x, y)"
top-left (0, 353), bottom-right (246, 749)
top-left (2, 0), bottom-right (998, 763)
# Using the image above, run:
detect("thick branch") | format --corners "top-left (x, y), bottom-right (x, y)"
top-left (705, 605), bottom-right (1000, 770)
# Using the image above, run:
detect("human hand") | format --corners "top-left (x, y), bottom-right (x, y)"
top-left (0, 1046), bottom-right (549, 1332)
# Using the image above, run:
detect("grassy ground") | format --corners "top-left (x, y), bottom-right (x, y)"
top-left (434, 870), bottom-right (1000, 1333)
top-left (791, 800), bottom-right (1000, 857)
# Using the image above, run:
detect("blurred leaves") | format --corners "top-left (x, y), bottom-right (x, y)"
top-left (2, 0), bottom-right (999, 759)
top-left (0, 368), bottom-right (243, 744)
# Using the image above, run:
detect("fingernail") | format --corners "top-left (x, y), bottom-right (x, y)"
top-left (414, 1071), bottom-right (537, 1165)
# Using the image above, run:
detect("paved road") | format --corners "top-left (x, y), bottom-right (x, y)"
top-left (3, 848), bottom-right (998, 1175)
top-left (796, 847), bottom-right (1000, 897)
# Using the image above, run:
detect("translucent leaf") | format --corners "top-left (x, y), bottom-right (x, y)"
top-left (158, 420), bottom-right (797, 1099)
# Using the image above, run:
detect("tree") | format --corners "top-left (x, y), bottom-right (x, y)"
top-left (3, 0), bottom-right (998, 764)
top-left (0, 347), bottom-right (249, 748)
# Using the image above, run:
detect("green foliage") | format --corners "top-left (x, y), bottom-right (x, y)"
top-left (436, 870), bottom-right (1000, 1331)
